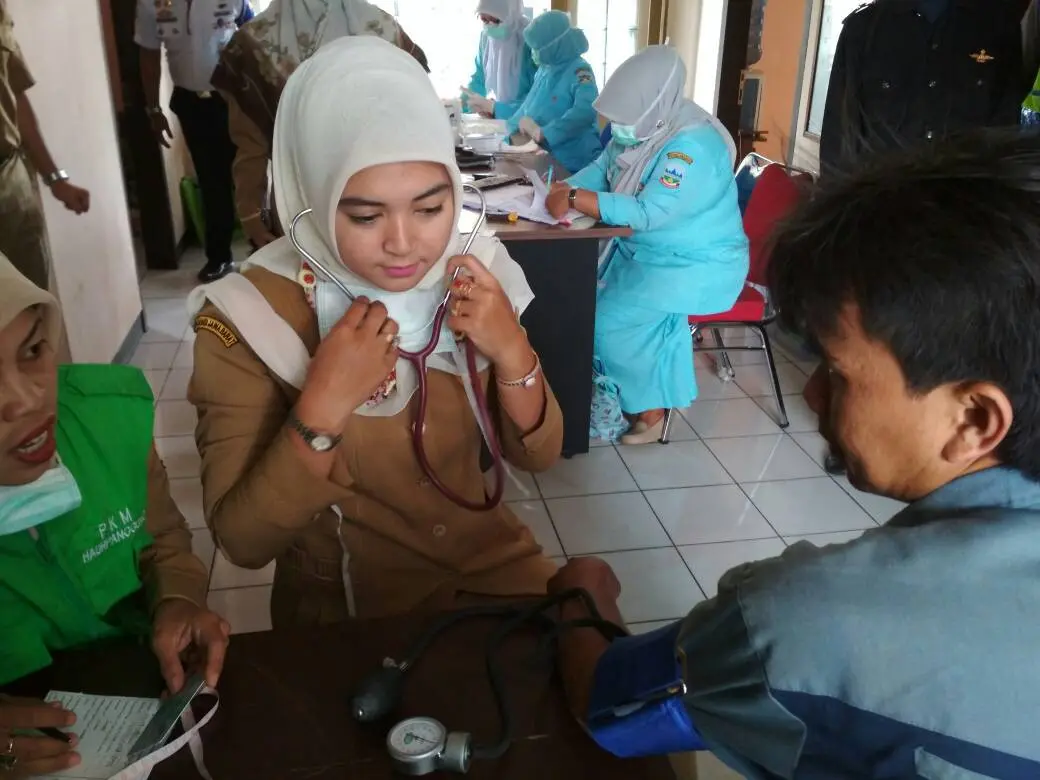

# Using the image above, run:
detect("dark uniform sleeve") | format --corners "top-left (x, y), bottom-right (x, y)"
top-left (990, 6), bottom-right (1029, 126)
top-left (819, 19), bottom-right (858, 175)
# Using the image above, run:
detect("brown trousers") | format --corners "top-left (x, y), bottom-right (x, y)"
top-left (0, 153), bottom-right (50, 289)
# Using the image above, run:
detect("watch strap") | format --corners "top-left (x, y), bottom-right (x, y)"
top-left (42, 169), bottom-right (69, 186)
top-left (568, 188), bottom-right (578, 204)
top-left (288, 413), bottom-right (342, 451)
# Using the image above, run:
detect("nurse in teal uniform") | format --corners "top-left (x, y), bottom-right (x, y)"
top-left (506, 10), bottom-right (602, 174)
top-left (547, 46), bottom-right (748, 445)
top-left (462, 0), bottom-right (537, 121)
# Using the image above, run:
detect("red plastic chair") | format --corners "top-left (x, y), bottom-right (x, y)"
top-left (660, 157), bottom-right (812, 443)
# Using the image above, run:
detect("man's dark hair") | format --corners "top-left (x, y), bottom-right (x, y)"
top-left (769, 129), bottom-right (1040, 479)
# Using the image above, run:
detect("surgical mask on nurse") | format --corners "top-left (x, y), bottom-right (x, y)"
top-left (484, 22), bottom-right (510, 40)
top-left (334, 161), bottom-right (457, 292)
top-left (610, 124), bottom-right (642, 147)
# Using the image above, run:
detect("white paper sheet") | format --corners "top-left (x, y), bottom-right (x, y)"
top-left (40, 692), bottom-right (160, 780)
top-left (462, 168), bottom-right (586, 226)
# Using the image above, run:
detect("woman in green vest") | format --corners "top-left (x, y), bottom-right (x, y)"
top-left (0, 254), bottom-right (228, 778)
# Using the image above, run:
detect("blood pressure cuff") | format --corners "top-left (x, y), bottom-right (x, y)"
top-left (586, 621), bottom-right (706, 758)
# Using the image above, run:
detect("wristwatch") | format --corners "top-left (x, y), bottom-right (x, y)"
top-left (568, 188), bottom-right (578, 204)
top-left (288, 413), bottom-right (342, 452)
top-left (42, 169), bottom-right (69, 187)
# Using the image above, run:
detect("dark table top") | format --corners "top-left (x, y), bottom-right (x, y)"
top-left (19, 617), bottom-right (675, 780)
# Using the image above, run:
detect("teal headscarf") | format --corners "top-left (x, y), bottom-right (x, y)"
top-left (523, 10), bottom-right (588, 67)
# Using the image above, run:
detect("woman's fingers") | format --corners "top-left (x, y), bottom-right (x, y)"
top-left (446, 254), bottom-right (498, 289)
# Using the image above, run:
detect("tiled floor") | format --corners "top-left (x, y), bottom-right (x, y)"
top-left (138, 253), bottom-right (902, 779)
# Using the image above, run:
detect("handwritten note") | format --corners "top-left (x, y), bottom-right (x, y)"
top-left (40, 692), bottom-right (159, 780)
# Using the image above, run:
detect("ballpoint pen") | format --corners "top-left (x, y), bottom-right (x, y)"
top-left (546, 165), bottom-right (554, 188)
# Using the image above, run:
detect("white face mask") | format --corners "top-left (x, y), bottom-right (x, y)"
top-left (0, 459), bottom-right (82, 536)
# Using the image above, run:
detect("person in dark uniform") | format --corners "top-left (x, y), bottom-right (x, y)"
top-left (820, 0), bottom-right (1030, 173)
top-left (135, 0), bottom-right (255, 283)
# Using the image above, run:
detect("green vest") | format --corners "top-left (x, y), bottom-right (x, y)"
top-left (0, 364), bottom-right (156, 685)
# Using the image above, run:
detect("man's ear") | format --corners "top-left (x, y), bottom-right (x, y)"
top-left (942, 382), bottom-right (1013, 466)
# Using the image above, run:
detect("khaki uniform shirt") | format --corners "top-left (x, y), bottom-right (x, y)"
top-left (0, 0), bottom-right (32, 158)
top-left (189, 268), bottom-right (563, 621)
top-left (143, 445), bottom-right (210, 609)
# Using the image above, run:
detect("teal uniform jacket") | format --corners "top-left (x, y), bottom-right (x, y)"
top-left (506, 57), bottom-right (602, 174)
top-left (569, 124), bottom-right (748, 412)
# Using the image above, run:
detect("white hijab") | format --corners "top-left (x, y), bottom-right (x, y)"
top-left (477, 0), bottom-right (528, 104)
top-left (247, 0), bottom-right (399, 75)
top-left (594, 46), bottom-right (736, 196)
top-left (195, 36), bottom-right (533, 418)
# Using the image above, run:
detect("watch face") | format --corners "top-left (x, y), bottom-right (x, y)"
top-left (311, 434), bottom-right (334, 452)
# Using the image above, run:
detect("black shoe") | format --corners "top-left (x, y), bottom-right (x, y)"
top-left (197, 261), bottom-right (235, 283)
top-left (824, 452), bottom-right (846, 475)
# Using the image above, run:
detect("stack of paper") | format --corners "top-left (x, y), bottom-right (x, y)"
top-left (462, 168), bottom-right (585, 226)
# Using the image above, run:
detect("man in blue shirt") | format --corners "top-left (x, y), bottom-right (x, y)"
top-left (550, 129), bottom-right (1040, 778)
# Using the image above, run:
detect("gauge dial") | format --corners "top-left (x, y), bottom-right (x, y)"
top-left (387, 717), bottom-right (447, 761)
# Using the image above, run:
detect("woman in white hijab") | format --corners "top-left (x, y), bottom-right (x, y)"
top-left (547, 46), bottom-right (749, 445)
top-left (212, 0), bottom-right (429, 249)
top-left (189, 36), bottom-right (563, 625)
top-left (461, 0), bottom-right (536, 120)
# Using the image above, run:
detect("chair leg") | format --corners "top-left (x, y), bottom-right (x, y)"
top-left (659, 409), bottom-right (673, 444)
top-left (711, 328), bottom-right (735, 382)
top-left (756, 325), bottom-right (789, 428)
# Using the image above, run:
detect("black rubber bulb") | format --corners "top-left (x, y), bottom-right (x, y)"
top-left (351, 665), bottom-right (405, 723)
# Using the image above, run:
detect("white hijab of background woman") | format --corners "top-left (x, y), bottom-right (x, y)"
top-left (595, 45), bottom-right (736, 196)
top-left (476, 0), bottom-right (529, 103)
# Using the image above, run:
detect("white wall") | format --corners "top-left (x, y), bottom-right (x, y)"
top-left (666, 0), bottom-right (726, 110)
top-left (9, 0), bottom-right (142, 363)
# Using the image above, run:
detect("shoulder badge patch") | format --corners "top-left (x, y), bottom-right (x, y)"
top-left (667, 151), bottom-right (694, 164)
top-left (194, 315), bottom-right (238, 348)
top-left (659, 164), bottom-right (686, 190)
top-left (576, 69), bottom-right (594, 85)
top-left (969, 49), bottom-right (994, 64)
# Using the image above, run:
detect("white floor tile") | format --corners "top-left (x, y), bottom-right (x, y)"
top-left (191, 528), bottom-right (215, 575)
top-left (210, 552), bottom-right (276, 590)
top-left (599, 548), bottom-right (704, 623)
top-left (784, 530), bottom-right (865, 547)
top-left (791, 431), bottom-right (830, 468)
top-left (682, 398), bottom-right (781, 439)
top-left (628, 620), bottom-right (677, 635)
top-left (141, 298), bottom-right (191, 343)
top-left (680, 537), bottom-right (787, 598)
top-left (694, 368), bottom-right (748, 401)
top-left (549, 555), bottom-right (567, 566)
top-left (534, 447), bottom-right (638, 499)
top-left (507, 500), bottom-right (563, 558)
top-left (744, 477), bottom-right (875, 536)
top-left (794, 359), bottom-right (819, 377)
top-left (546, 492), bottom-right (671, 555)
top-left (499, 468), bottom-right (539, 502)
top-left (659, 411), bottom-right (699, 442)
top-left (646, 484), bottom-right (777, 545)
top-left (755, 393), bottom-right (819, 434)
top-left (160, 368), bottom-right (192, 401)
top-left (707, 434), bottom-right (824, 484)
top-left (156, 435), bottom-right (201, 479)
top-left (142, 369), bottom-right (168, 399)
top-left (618, 440), bottom-right (732, 491)
top-left (207, 585), bottom-right (273, 635)
top-left (833, 475), bottom-right (906, 524)
top-left (154, 400), bottom-right (197, 437)
top-left (734, 361), bottom-right (809, 398)
top-left (130, 342), bottom-right (180, 371)
top-left (169, 477), bottom-right (206, 530)
top-left (173, 340), bottom-right (194, 369)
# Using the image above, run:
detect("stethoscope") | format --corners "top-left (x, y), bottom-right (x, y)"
top-left (288, 185), bottom-right (506, 512)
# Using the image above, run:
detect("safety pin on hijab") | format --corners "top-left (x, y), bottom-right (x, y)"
top-left (288, 185), bottom-right (506, 512)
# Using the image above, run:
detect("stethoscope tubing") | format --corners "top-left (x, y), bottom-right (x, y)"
top-left (288, 186), bottom-right (506, 511)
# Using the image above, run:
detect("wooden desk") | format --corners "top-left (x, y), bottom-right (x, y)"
top-left (461, 154), bottom-right (632, 457)
top-left (9, 619), bottom-right (675, 780)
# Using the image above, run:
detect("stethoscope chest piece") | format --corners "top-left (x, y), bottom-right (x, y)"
top-left (387, 717), bottom-right (472, 776)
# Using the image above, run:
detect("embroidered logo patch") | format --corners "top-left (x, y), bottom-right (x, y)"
top-left (667, 151), bottom-right (693, 164)
top-left (659, 164), bottom-right (686, 190)
top-left (194, 315), bottom-right (238, 348)
top-left (970, 49), bottom-right (994, 64)
top-left (576, 69), bottom-right (594, 85)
